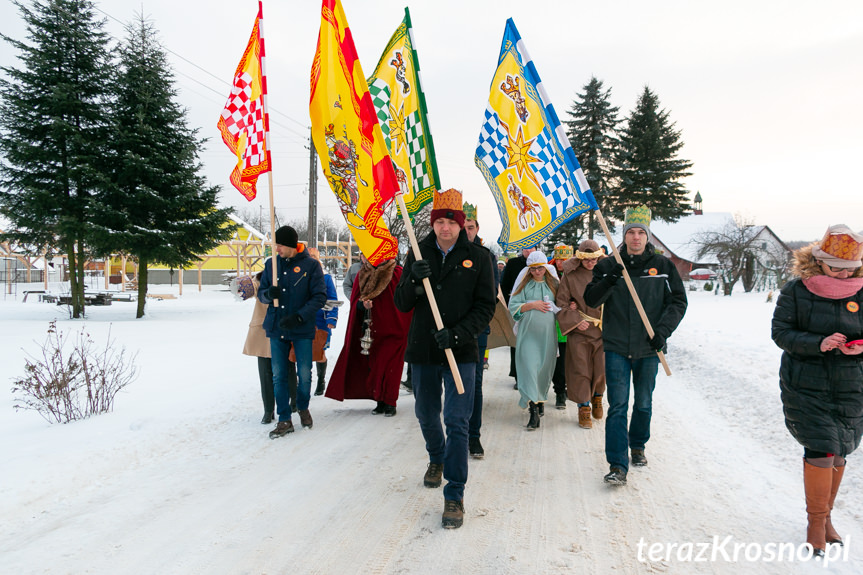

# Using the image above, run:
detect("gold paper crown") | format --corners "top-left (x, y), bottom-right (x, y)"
top-left (433, 188), bottom-right (463, 212)
top-left (624, 205), bottom-right (652, 227)
top-left (553, 244), bottom-right (573, 260)
top-left (816, 226), bottom-right (863, 264)
top-left (463, 202), bottom-right (477, 221)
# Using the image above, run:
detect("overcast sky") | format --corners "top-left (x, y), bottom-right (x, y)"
top-left (2, 0), bottom-right (862, 244)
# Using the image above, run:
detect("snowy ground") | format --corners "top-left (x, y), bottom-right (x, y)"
top-left (1, 284), bottom-right (861, 574)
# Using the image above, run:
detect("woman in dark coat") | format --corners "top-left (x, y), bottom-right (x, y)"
top-left (771, 224), bottom-right (863, 556)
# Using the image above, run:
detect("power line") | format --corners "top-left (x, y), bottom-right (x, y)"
top-left (93, 6), bottom-right (312, 133)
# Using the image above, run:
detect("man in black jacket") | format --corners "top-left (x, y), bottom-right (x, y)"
top-left (395, 189), bottom-right (496, 529)
top-left (584, 205), bottom-right (687, 485)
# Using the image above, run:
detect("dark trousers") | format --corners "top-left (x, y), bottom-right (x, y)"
top-left (469, 328), bottom-right (489, 438)
top-left (552, 342), bottom-right (566, 396)
top-left (412, 362), bottom-right (476, 502)
top-left (258, 356), bottom-right (274, 414)
top-left (605, 352), bottom-right (659, 472)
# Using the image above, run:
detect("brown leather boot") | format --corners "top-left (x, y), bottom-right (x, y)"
top-left (804, 460), bottom-right (833, 556)
top-left (578, 406), bottom-right (592, 429)
top-left (591, 394), bottom-right (604, 419)
top-left (825, 465), bottom-right (845, 546)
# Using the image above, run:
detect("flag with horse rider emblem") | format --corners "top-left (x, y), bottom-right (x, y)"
top-left (474, 18), bottom-right (597, 251)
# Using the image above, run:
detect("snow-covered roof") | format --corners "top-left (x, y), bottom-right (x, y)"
top-left (593, 212), bottom-right (732, 265)
top-left (228, 214), bottom-right (267, 242)
top-left (648, 212), bottom-right (734, 263)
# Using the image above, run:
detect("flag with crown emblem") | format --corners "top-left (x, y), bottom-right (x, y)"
top-left (367, 7), bottom-right (440, 219)
top-left (309, 0), bottom-right (399, 266)
top-left (474, 18), bottom-right (597, 251)
top-left (217, 1), bottom-right (270, 201)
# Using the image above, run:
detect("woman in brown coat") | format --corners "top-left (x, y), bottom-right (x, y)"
top-left (241, 273), bottom-right (275, 424)
top-left (555, 239), bottom-right (606, 429)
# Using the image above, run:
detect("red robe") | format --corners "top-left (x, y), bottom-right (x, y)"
top-left (326, 265), bottom-right (412, 406)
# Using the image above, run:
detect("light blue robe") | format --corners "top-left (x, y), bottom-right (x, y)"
top-left (509, 280), bottom-right (558, 408)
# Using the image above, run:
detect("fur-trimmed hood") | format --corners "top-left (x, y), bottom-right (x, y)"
top-left (792, 244), bottom-right (863, 279)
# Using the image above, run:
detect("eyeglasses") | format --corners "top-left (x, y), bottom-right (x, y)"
top-left (819, 261), bottom-right (861, 273)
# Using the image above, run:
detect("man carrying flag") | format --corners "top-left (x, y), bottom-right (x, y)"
top-left (584, 206), bottom-right (687, 485)
top-left (395, 188), bottom-right (496, 529)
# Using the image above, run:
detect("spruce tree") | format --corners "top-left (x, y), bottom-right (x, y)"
top-left (554, 76), bottom-right (621, 245)
top-left (613, 86), bottom-right (693, 222)
top-left (93, 15), bottom-right (233, 318)
top-left (0, 0), bottom-right (113, 317)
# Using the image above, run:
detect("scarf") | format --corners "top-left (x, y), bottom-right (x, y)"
top-left (802, 275), bottom-right (863, 300)
top-left (357, 258), bottom-right (396, 301)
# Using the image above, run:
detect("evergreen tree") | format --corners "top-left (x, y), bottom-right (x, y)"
top-left (93, 15), bottom-right (233, 318)
top-left (613, 86), bottom-right (692, 222)
top-left (553, 76), bottom-right (621, 245)
top-left (0, 0), bottom-right (113, 318)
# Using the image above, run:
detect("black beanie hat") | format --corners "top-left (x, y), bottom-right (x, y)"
top-left (275, 226), bottom-right (298, 248)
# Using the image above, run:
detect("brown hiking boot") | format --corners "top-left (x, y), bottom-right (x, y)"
top-left (631, 449), bottom-right (648, 466)
top-left (578, 406), bottom-right (592, 429)
top-left (268, 420), bottom-right (294, 439)
top-left (424, 463), bottom-right (443, 488)
top-left (442, 499), bottom-right (464, 529)
top-left (591, 394), bottom-right (604, 419)
top-left (298, 409), bottom-right (313, 429)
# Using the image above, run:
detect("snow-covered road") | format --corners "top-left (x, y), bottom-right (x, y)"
top-left (1, 288), bottom-right (860, 574)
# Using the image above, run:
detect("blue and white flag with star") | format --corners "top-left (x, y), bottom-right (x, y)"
top-left (474, 18), bottom-right (597, 251)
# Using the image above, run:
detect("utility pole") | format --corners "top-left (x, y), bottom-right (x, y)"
top-left (307, 128), bottom-right (318, 248)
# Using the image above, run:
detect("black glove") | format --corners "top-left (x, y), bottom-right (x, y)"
top-left (433, 327), bottom-right (459, 350)
top-left (279, 314), bottom-right (303, 330)
top-left (411, 260), bottom-right (432, 282)
top-left (266, 286), bottom-right (280, 300)
top-left (603, 262), bottom-right (624, 285)
top-left (649, 333), bottom-right (666, 351)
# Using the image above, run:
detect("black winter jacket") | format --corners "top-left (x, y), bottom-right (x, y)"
top-left (395, 230), bottom-right (496, 364)
top-left (584, 244), bottom-right (687, 359)
top-left (771, 278), bottom-right (863, 456)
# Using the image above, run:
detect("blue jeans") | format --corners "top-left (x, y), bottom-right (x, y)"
top-left (271, 338), bottom-right (313, 422)
top-left (469, 328), bottom-right (489, 439)
top-left (604, 351), bottom-right (659, 472)
top-left (412, 362), bottom-right (476, 502)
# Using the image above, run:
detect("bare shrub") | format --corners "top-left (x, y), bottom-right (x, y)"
top-left (11, 321), bottom-right (138, 423)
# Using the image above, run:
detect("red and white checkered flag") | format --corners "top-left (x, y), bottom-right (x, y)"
top-left (217, 1), bottom-right (270, 201)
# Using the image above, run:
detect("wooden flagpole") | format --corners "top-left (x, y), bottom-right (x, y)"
top-left (396, 193), bottom-right (465, 394)
top-left (267, 172), bottom-right (277, 306)
top-left (595, 210), bottom-right (672, 376)
top-left (258, 1), bottom-right (278, 306)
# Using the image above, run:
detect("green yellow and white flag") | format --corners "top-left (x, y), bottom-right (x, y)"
top-left (367, 8), bottom-right (440, 218)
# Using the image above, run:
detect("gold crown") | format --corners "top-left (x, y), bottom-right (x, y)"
top-left (553, 244), bottom-right (573, 259)
top-left (433, 188), bottom-right (463, 212)
top-left (624, 205), bottom-right (652, 227)
top-left (463, 202), bottom-right (477, 221)
top-left (818, 227), bottom-right (863, 263)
